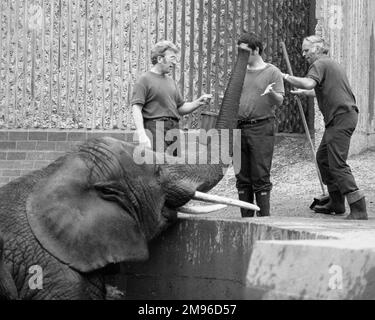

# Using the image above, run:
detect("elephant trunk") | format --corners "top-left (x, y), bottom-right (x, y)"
top-left (215, 46), bottom-right (249, 132)
top-left (205, 45), bottom-right (250, 182)
top-left (161, 47), bottom-right (249, 208)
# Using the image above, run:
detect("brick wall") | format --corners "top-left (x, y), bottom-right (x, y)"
top-left (0, 130), bottom-right (135, 187)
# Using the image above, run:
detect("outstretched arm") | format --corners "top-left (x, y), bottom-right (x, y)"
top-left (178, 94), bottom-right (213, 116)
top-left (282, 73), bottom-right (317, 90)
top-left (290, 88), bottom-right (316, 97)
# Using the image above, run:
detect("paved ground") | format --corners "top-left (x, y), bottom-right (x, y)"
top-left (208, 136), bottom-right (375, 221)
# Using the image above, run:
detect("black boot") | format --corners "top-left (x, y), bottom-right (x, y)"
top-left (314, 191), bottom-right (346, 215)
top-left (238, 189), bottom-right (255, 218)
top-left (346, 191), bottom-right (368, 220)
top-left (255, 191), bottom-right (271, 217)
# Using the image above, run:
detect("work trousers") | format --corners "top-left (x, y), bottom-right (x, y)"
top-left (144, 118), bottom-right (180, 156)
top-left (316, 109), bottom-right (359, 195)
top-left (235, 118), bottom-right (276, 193)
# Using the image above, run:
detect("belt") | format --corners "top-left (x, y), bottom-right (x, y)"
top-left (238, 117), bottom-right (273, 126)
top-left (148, 117), bottom-right (179, 122)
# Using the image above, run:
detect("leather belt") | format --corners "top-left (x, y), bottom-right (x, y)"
top-left (151, 117), bottom-right (179, 122)
top-left (144, 117), bottom-right (179, 122)
top-left (238, 117), bottom-right (273, 126)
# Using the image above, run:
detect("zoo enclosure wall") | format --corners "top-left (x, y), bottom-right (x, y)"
top-left (0, 129), bottom-right (135, 186)
top-left (0, 0), bottom-right (316, 134)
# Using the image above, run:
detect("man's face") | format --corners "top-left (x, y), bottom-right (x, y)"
top-left (237, 43), bottom-right (259, 65)
top-left (245, 48), bottom-right (259, 66)
top-left (159, 49), bottom-right (178, 74)
top-left (302, 40), bottom-right (319, 65)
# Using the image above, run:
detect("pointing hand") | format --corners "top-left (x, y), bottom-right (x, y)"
top-left (261, 83), bottom-right (276, 96)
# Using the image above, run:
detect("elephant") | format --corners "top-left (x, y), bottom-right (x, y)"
top-left (0, 46), bottom-right (253, 300)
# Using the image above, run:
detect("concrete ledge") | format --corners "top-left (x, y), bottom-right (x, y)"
top-left (246, 240), bottom-right (375, 300)
top-left (107, 215), bottom-right (375, 300)
top-left (111, 216), bottom-right (330, 300)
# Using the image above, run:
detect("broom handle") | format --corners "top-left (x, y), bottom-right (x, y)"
top-left (280, 42), bottom-right (326, 196)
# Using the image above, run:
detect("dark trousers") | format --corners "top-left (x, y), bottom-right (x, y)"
top-left (144, 118), bottom-right (180, 156)
top-left (234, 118), bottom-right (276, 193)
top-left (317, 109), bottom-right (359, 195)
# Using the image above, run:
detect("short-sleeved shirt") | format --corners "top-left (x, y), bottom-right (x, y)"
top-left (306, 56), bottom-right (357, 126)
top-left (131, 71), bottom-right (185, 120)
top-left (238, 64), bottom-right (285, 121)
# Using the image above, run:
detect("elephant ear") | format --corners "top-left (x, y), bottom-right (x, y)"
top-left (26, 157), bottom-right (150, 273)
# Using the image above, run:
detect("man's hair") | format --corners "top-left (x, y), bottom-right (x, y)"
top-left (237, 32), bottom-right (263, 55)
top-left (304, 35), bottom-right (330, 54)
top-left (151, 40), bottom-right (179, 65)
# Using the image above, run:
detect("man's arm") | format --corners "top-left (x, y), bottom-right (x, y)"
top-left (270, 90), bottom-right (284, 107)
top-left (290, 89), bottom-right (316, 97)
top-left (262, 83), bottom-right (284, 107)
top-left (282, 74), bottom-right (317, 90)
top-left (132, 104), bottom-right (151, 149)
top-left (178, 94), bottom-right (213, 116)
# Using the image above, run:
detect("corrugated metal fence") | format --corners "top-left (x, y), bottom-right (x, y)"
top-left (0, 0), bottom-right (314, 131)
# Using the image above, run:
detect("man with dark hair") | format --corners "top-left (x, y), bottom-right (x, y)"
top-left (283, 35), bottom-right (368, 220)
top-left (132, 40), bottom-right (212, 155)
top-left (234, 33), bottom-right (285, 217)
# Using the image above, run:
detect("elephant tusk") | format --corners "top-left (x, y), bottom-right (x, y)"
top-left (178, 204), bottom-right (227, 215)
top-left (193, 191), bottom-right (260, 212)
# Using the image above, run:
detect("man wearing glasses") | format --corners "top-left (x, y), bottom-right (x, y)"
top-left (283, 35), bottom-right (368, 220)
top-left (132, 40), bottom-right (212, 156)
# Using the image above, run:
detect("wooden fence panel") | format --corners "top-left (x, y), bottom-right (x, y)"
top-left (0, 0), bottom-right (314, 132)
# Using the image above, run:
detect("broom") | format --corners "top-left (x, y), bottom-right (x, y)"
top-left (280, 42), bottom-right (329, 210)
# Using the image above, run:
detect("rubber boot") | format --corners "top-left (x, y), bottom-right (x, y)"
top-left (238, 189), bottom-right (255, 218)
top-left (314, 190), bottom-right (346, 215)
top-left (346, 190), bottom-right (368, 220)
top-left (255, 191), bottom-right (271, 217)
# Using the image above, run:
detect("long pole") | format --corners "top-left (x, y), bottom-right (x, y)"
top-left (280, 42), bottom-right (326, 196)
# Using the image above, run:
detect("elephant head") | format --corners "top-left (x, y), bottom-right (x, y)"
top-left (25, 46), bottom-right (253, 274)
top-left (23, 46), bottom-right (253, 275)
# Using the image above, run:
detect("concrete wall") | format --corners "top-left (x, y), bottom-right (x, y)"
top-left (106, 216), bottom-right (375, 300)
top-left (313, 0), bottom-right (375, 154)
top-left (114, 216), bottom-right (329, 300)
top-left (247, 239), bottom-right (375, 300)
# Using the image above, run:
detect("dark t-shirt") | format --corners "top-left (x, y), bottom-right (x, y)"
top-left (238, 64), bottom-right (284, 121)
top-left (131, 71), bottom-right (185, 120)
top-left (306, 56), bottom-right (357, 125)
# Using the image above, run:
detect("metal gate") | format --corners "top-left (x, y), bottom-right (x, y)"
top-left (0, 0), bottom-right (315, 132)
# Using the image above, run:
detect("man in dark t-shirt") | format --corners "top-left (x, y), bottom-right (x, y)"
top-left (132, 40), bottom-right (212, 156)
top-left (234, 33), bottom-right (285, 218)
top-left (283, 35), bottom-right (368, 220)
